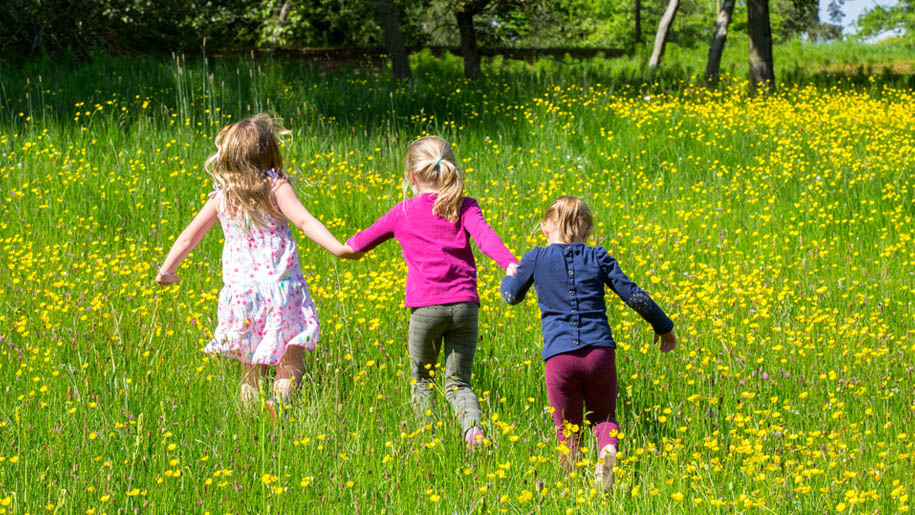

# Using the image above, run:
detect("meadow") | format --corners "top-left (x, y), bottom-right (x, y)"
top-left (0, 43), bottom-right (914, 513)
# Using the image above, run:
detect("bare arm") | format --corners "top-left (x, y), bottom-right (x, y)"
top-left (156, 197), bottom-right (220, 285)
top-left (274, 181), bottom-right (362, 259)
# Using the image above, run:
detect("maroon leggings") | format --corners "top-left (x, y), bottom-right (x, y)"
top-left (544, 346), bottom-right (619, 455)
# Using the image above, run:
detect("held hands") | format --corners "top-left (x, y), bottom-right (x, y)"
top-left (505, 263), bottom-right (519, 277)
top-left (155, 270), bottom-right (179, 286)
top-left (654, 330), bottom-right (677, 353)
top-left (336, 244), bottom-right (365, 260)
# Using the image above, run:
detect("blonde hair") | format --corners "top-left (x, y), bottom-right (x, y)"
top-left (205, 113), bottom-right (289, 227)
top-left (543, 196), bottom-right (593, 243)
top-left (404, 136), bottom-right (464, 222)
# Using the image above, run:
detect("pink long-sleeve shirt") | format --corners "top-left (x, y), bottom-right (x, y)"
top-left (346, 193), bottom-right (518, 307)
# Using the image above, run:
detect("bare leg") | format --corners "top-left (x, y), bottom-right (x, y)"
top-left (240, 363), bottom-right (267, 410)
top-left (273, 345), bottom-right (305, 408)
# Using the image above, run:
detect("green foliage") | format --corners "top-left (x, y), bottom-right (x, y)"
top-left (856, 0), bottom-right (915, 43)
top-left (1, 0), bottom-right (868, 59)
top-left (245, 0), bottom-right (388, 47)
top-left (549, 0), bottom-right (639, 47)
top-left (0, 0), bottom-right (258, 57)
top-left (770, 0), bottom-right (819, 41)
top-left (410, 0), bottom-right (552, 47)
top-left (485, 0), bottom-right (717, 49)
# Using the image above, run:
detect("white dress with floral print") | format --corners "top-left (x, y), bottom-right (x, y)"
top-left (204, 185), bottom-right (319, 364)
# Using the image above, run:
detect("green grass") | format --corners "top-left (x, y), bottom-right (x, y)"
top-left (0, 42), bottom-right (913, 513)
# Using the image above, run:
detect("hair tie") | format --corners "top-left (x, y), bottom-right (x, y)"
top-left (434, 158), bottom-right (443, 168)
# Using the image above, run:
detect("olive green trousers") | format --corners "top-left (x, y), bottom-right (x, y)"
top-left (408, 302), bottom-right (481, 435)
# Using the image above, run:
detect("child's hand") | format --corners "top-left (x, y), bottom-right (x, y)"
top-left (506, 263), bottom-right (519, 276)
top-left (654, 331), bottom-right (677, 353)
top-left (156, 270), bottom-right (179, 286)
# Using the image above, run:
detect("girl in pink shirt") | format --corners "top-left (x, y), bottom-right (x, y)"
top-left (347, 136), bottom-right (518, 446)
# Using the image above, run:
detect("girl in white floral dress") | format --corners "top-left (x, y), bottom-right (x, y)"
top-left (156, 114), bottom-right (361, 413)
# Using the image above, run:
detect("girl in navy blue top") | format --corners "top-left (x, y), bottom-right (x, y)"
top-left (501, 196), bottom-right (677, 489)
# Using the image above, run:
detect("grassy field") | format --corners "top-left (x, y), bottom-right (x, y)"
top-left (0, 42), bottom-right (914, 513)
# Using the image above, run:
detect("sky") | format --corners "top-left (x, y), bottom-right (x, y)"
top-left (825, 0), bottom-right (900, 34)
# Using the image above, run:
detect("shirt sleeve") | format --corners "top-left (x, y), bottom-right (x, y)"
top-left (462, 198), bottom-right (519, 268)
top-left (500, 248), bottom-right (538, 305)
top-left (346, 204), bottom-right (399, 253)
top-left (598, 246), bottom-right (674, 334)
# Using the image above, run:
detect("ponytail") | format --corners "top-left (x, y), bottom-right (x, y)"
top-left (431, 158), bottom-right (463, 222)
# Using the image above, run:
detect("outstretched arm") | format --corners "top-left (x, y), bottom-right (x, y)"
top-left (274, 181), bottom-right (362, 259)
top-left (156, 197), bottom-right (220, 285)
top-left (598, 247), bottom-right (675, 337)
top-left (462, 199), bottom-right (519, 269)
top-left (345, 204), bottom-right (398, 255)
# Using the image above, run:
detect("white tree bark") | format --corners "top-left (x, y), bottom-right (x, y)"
top-left (648, 0), bottom-right (680, 71)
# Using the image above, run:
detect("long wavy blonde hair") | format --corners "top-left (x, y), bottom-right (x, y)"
top-left (543, 196), bottom-right (593, 243)
top-left (404, 136), bottom-right (464, 222)
top-left (205, 113), bottom-right (289, 227)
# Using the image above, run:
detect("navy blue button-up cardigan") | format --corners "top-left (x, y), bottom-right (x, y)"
top-left (501, 243), bottom-right (674, 361)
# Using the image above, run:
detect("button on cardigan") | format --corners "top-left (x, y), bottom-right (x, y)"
top-left (501, 243), bottom-right (674, 361)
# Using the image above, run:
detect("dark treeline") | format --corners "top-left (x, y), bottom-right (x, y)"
top-left (6, 0), bottom-right (898, 91)
top-left (2, 0), bottom-right (839, 59)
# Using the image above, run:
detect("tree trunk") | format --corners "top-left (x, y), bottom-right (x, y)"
top-left (376, 0), bottom-right (411, 79)
top-left (704, 0), bottom-right (735, 88)
top-left (633, 0), bottom-right (642, 44)
top-left (648, 0), bottom-right (680, 71)
top-left (455, 10), bottom-right (482, 80)
top-left (748, 0), bottom-right (775, 92)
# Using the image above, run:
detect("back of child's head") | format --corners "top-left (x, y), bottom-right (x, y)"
top-left (405, 136), bottom-right (463, 222)
top-left (205, 113), bottom-right (289, 226)
top-left (543, 196), bottom-right (593, 243)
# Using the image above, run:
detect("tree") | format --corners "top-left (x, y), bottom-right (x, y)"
top-left (857, 0), bottom-right (915, 43)
top-left (455, 1), bottom-right (485, 80)
top-left (826, 0), bottom-right (846, 25)
top-left (705, 0), bottom-right (736, 87)
top-left (376, 0), bottom-right (412, 79)
top-left (648, 0), bottom-right (680, 71)
top-left (419, 0), bottom-right (559, 79)
top-left (633, 0), bottom-right (643, 44)
top-left (786, 0), bottom-right (819, 39)
top-left (0, 0), bottom-right (257, 57)
top-left (748, 0), bottom-right (776, 92)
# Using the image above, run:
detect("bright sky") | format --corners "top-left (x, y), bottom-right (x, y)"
top-left (825, 0), bottom-right (899, 33)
